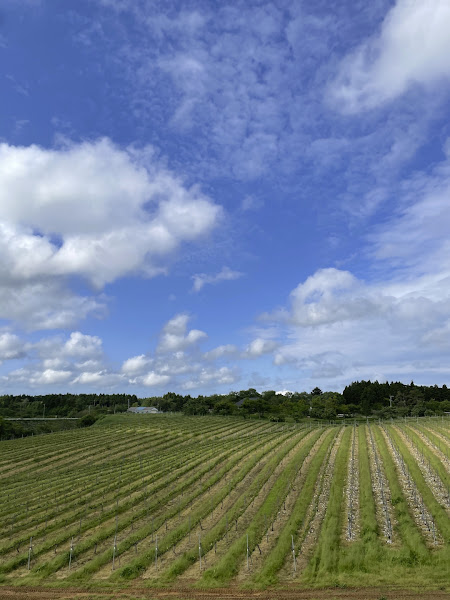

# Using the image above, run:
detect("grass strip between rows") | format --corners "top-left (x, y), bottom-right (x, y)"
top-left (303, 426), bottom-right (351, 583)
top-left (387, 426), bottom-right (450, 544)
top-left (200, 428), bottom-right (329, 586)
top-left (159, 428), bottom-right (325, 585)
top-left (1, 441), bottom-right (231, 576)
top-left (250, 426), bottom-right (337, 587)
top-left (371, 425), bottom-right (428, 566)
top-left (107, 429), bottom-right (301, 581)
top-left (66, 430), bottom-right (291, 580)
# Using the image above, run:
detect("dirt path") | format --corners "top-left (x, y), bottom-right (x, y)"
top-left (0, 585), bottom-right (448, 600)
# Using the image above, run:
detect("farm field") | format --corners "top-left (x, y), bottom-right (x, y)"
top-left (0, 414), bottom-right (449, 599)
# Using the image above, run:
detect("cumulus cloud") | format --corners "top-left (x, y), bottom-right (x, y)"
top-left (332, 0), bottom-right (450, 111)
top-left (156, 313), bottom-right (207, 353)
top-left (116, 314), bottom-right (239, 391)
top-left (0, 332), bottom-right (27, 361)
top-left (63, 332), bottom-right (103, 357)
top-left (191, 266), bottom-right (243, 292)
top-left (140, 372), bottom-right (171, 387)
top-left (285, 268), bottom-right (386, 327)
top-left (71, 370), bottom-right (124, 387)
top-left (182, 366), bottom-right (237, 390)
top-left (0, 139), bottom-right (221, 288)
top-left (0, 279), bottom-right (106, 331)
top-left (33, 331), bottom-right (103, 361)
top-left (33, 369), bottom-right (73, 385)
top-left (268, 263), bottom-right (450, 389)
top-left (244, 338), bottom-right (278, 358)
top-left (121, 354), bottom-right (152, 375)
top-left (0, 138), bottom-right (222, 330)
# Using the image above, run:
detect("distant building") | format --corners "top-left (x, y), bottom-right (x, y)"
top-left (127, 406), bottom-right (160, 414)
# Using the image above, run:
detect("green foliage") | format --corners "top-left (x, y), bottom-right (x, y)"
top-left (79, 414), bottom-right (98, 427)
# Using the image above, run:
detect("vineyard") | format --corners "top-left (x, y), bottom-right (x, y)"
top-left (0, 415), bottom-right (449, 597)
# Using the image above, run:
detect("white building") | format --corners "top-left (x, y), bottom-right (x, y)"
top-left (127, 406), bottom-right (160, 414)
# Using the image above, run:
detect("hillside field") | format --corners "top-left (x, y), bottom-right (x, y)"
top-left (0, 414), bottom-right (449, 599)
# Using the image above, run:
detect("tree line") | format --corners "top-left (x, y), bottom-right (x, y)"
top-left (0, 380), bottom-right (449, 436)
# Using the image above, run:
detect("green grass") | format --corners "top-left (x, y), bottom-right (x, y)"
top-left (160, 428), bottom-right (325, 585)
top-left (0, 416), bottom-right (448, 591)
top-left (388, 425), bottom-right (450, 544)
top-left (303, 426), bottom-right (351, 582)
top-left (200, 428), bottom-right (334, 586)
top-left (336, 424), bottom-right (385, 574)
top-left (250, 426), bottom-right (337, 586)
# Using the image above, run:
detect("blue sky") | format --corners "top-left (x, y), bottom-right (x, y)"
top-left (1, 0), bottom-right (450, 396)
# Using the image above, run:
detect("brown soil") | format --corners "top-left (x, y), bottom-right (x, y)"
top-left (0, 584), bottom-right (448, 600)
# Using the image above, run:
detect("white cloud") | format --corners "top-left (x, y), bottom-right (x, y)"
top-left (260, 145), bottom-right (450, 389)
top-left (370, 159), bottom-right (450, 273)
top-left (191, 266), bottom-right (243, 292)
top-left (203, 344), bottom-right (238, 360)
top-left (244, 338), bottom-right (278, 358)
top-left (121, 354), bottom-right (152, 375)
top-left (182, 366), bottom-right (237, 390)
top-left (140, 372), bottom-right (171, 387)
top-left (42, 358), bottom-right (67, 370)
top-left (332, 0), bottom-right (450, 111)
top-left (268, 261), bottom-right (450, 389)
top-left (71, 370), bottom-right (124, 387)
top-left (75, 359), bottom-right (105, 372)
top-left (32, 331), bottom-right (103, 362)
top-left (0, 279), bottom-right (106, 331)
top-left (0, 332), bottom-right (27, 361)
top-left (0, 138), bottom-right (222, 330)
top-left (287, 268), bottom-right (380, 327)
top-left (32, 369), bottom-right (73, 385)
top-left (157, 313), bottom-right (207, 353)
top-left (63, 332), bottom-right (103, 358)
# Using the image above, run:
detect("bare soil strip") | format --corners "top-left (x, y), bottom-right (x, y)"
top-left (414, 427), bottom-right (450, 476)
top-left (342, 425), bottom-right (359, 542)
top-left (393, 426), bottom-right (450, 513)
top-left (233, 429), bottom-right (329, 581)
top-left (0, 585), bottom-right (448, 600)
top-left (366, 426), bottom-right (396, 544)
top-left (290, 427), bottom-right (345, 576)
top-left (105, 434), bottom-right (284, 580)
top-left (380, 427), bottom-right (442, 546)
top-left (177, 430), bottom-right (317, 582)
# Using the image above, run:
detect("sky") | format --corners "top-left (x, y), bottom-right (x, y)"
top-left (1, 0), bottom-right (450, 397)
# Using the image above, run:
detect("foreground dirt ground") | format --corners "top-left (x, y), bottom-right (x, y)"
top-left (0, 586), bottom-right (448, 600)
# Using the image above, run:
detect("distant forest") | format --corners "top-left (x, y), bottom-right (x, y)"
top-left (1, 380), bottom-right (450, 438)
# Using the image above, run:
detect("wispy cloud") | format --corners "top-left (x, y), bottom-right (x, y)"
top-left (332, 0), bottom-right (450, 112)
top-left (191, 266), bottom-right (243, 292)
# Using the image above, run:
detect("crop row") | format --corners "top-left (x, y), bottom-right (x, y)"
top-left (0, 417), bottom-right (448, 589)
